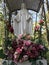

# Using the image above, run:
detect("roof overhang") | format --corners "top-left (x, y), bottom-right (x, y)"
top-left (5, 0), bottom-right (43, 12)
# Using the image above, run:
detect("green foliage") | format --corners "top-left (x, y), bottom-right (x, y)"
top-left (0, 12), bottom-right (4, 21)
top-left (31, 60), bottom-right (36, 65)
top-left (0, 49), bottom-right (6, 59)
top-left (0, 21), bottom-right (4, 46)
top-left (46, 51), bottom-right (49, 63)
top-left (4, 37), bottom-right (12, 48)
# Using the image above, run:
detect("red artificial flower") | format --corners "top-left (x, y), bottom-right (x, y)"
top-left (35, 25), bottom-right (40, 31)
top-left (26, 51), bottom-right (32, 58)
top-left (26, 51), bottom-right (31, 55)
top-left (39, 20), bottom-right (44, 25)
top-left (12, 39), bottom-right (17, 51)
top-left (9, 26), bottom-right (14, 33)
top-left (34, 51), bottom-right (39, 57)
top-left (7, 24), bottom-right (11, 29)
top-left (32, 47), bottom-right (36, 51)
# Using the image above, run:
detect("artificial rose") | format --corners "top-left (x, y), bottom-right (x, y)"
top-left (14, 52), bottom-right (20, 63)
top-left (12, 39), bottom-right (17, 50)
top-left (6, 34), bottom-right (47, 63)
top-left (16, 48), bottom-right (22, 54)
top-left (32, 47), bottom-right (36, 51)
top-left (23, 55), bottom-right (28, 61)
top-left (39, 44), bottom-right (44, 50)
top-left (24, 40), bottom-right (31, 46)
top-left (35, 25), bottom-right (40, 31)
top-left (19, 59), bottom-right (23, 63)
top-left (39, 20), bottom-right (44, 25)
top-left (18, 34), bottom-right (23, 39)
top-left (9, 26), bottom-right (14, 33)
top-left (7, 24), bottom-right (11, 29)
top-left (26, 34), bottom-right (31, 40)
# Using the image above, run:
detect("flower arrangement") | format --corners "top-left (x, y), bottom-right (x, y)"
top-left (4, 20), bottom-right (48, 65)
top-left (6, 34), bottom-right (47, 64)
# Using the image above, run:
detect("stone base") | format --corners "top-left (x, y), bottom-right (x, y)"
top-left (36, 59), bottom-right (47, 65)
top-left (2, 60), bottom-right (31, 65)
top-left (2, 59), bottom-right (47, 65)
top-left (17, 61), bottom-right (31, 65)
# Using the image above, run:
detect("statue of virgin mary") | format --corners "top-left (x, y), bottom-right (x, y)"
top-left (13, 3), bottom-right (33, 36)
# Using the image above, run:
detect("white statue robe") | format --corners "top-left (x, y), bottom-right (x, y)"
top-left (12, 9), bottom-right (33, 36)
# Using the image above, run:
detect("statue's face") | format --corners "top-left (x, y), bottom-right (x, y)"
top-left (21, 3), bottom-right (26, 9)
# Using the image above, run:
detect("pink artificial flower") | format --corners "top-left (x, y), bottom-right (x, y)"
top-left (23, 55), bottom-right (28, 61)
top-left (14, 52), bottom-right (19, 59)
top-left (23, 33), bottom-right (26, 37)
top-left (14, 52), bottom-right (19, 64)
top-left (19, 59), bottom-right (23, 63)
top-left (24, 40), bottom-right (31, 46)
top-left (18, 34), bottom-right (23, 39)
top-left (16, 48), bottom-right (22, 54)
top-left (35, 25), bottom-right (40, 31)
top-left (21, 46), bottom-right (24, 49)
top-left (39, 20), bottom-right (44, 24)
top-left (39, 45), bottom-right (44, 49)
top-left (26, 34), bottom-right (31, 40)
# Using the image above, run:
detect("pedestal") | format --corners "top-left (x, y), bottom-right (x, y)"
top-left (17, 61), bottom-right (32, 65)
top-left (36, 59), bottom-right (47, 65)
top-left (2, 60), bottom-right (32, 65)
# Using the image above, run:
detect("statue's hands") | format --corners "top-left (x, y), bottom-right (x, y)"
top-left (14, 19), bottom-right (20, 23)
top-left (27, 18), bottom-right (31, 22)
